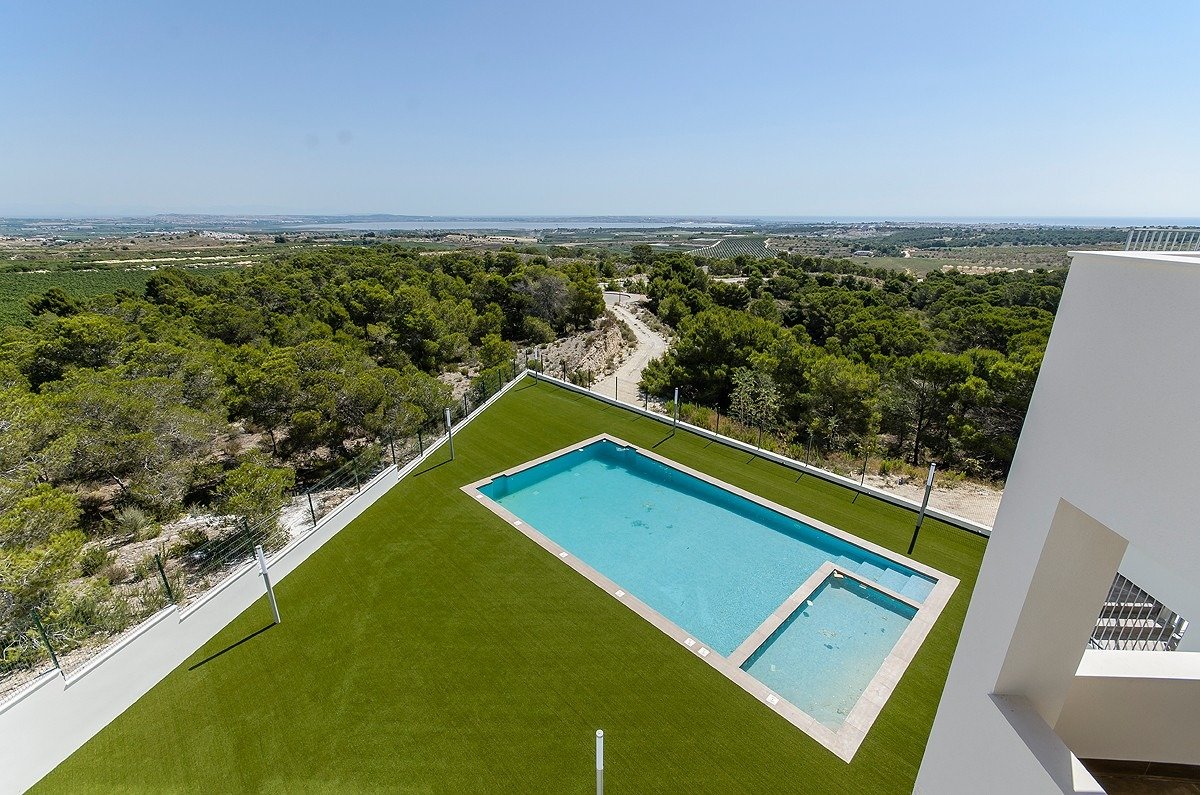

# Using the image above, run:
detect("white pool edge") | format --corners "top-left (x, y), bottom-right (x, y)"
top-left (461, 432), bottom-right (959, 763)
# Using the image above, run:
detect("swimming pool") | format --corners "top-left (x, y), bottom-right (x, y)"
top-left (465, 434), bottom-right (956, 761)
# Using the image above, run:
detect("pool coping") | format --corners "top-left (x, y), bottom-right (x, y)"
top-left (461, 433), bottom-right (959, 763)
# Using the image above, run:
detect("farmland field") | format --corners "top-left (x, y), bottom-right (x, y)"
top-left (0, 267), bottom-right (234, 326)
top-left (691, 235), bottom-right (773, 258)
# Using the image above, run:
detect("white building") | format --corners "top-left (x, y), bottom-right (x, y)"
top-left (916, 243), bottom-right (1200, 793)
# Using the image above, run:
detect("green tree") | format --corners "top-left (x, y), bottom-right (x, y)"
top-left (729, 368), bottom-right (783, 440)
top-left (217, 453), bottom-right (296, 525)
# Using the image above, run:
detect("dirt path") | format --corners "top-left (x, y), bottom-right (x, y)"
top-left (593, 293), bottom-right (669, 403)
top-left (863, 472), bottom-right (1001, 528)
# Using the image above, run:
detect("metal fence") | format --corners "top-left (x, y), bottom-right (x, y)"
top-left (1089, 573), bottom-right (1189, 652)
top-left (1124, 227), bottom-right (1200, 252)
top-left (524, 367), bottom-right (1004, 531)
top-left (0, 358), bottom-right (526, 704)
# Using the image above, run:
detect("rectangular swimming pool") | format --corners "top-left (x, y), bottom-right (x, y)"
top-left (465, 434), bottom-right (955, 760)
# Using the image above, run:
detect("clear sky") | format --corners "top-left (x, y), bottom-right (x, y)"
top-left (2, 0), bottom-right (1197, 218)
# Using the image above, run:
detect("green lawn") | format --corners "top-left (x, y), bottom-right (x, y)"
top-left (36, 378), bottom-right (986, 793)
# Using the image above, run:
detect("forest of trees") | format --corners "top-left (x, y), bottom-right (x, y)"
top-left (2, 237), bottom-right (1068, 672)
top-left (0, 245), bottom-right (604, 669)
top-left (639, 252), bottom-right (1064, 478)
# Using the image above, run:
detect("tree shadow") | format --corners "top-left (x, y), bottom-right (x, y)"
top-left (189, 623), bottom-right (275, 671)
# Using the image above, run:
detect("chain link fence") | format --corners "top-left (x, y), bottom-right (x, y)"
top-left (658, 398), bottom-right (1003, 529)
top-left (521, 365), bottom-right (1002, 532)
top-left (0, 358), bottom-right (526, 704)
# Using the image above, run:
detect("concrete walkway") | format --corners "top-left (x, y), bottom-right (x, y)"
top-left (593, 293), bottom-right (669, 404)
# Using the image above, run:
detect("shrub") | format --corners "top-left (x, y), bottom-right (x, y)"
top-left (112, 506), bottom-right (156, 539)
top-left (132, 554), bottom-right (157, 582)
top-left (170, 526), bottom-right (209, 558)
top-left (97, 561), bottom-right (130, 585)
top-left (522, 316), bottom-right (556, 345)
top-left (79, 545), bottom-right (111, 577)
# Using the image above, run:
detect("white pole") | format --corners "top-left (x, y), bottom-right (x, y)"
top-left (595, 729), bottom-right (604, 795)
top-left (673, 387), bottom-right (680, 428)
top-left (444, 407), bottom-right (455, 460)
top-left (255, 545), bottom-right (280, 624)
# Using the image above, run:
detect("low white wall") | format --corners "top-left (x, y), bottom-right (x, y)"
top-left (533, 372), bottom-right (992, 537)
top-left (0, 370), bottom-right (526, 793)
top-left (1056, 650), bottom-right (1200, 765)
top-left (0, 465), bottom-right (398, 794)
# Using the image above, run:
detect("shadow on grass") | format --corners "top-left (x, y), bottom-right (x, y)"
top-left (413, 456), bottom-right (452, 477)
top-left (650, 431), bottom-right (675, 450)
top-left (189, 623), bottom-right (275, 671)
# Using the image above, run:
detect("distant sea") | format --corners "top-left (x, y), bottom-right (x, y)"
top-left (292, 216), bottom-right (1200, 232)
top-left (298, 220), bottom-right (752, 231)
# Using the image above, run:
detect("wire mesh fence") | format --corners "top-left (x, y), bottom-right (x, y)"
top-left (668, 400), bottom-right (1002, 530)
top-left (0, 358), bottom-right (527, 703)
top-left (524, 364), bottom-right (1004, 532)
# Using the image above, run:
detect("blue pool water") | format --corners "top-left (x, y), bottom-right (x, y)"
top-left (742, 576), bottom-right (916, 728)
top-left (481, 440), bottom-right (932, 658)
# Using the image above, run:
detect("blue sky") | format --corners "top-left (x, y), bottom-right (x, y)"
top-left (2, 0), bottom-right (1197, 218)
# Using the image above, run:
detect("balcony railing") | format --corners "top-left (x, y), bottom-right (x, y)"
top-left (1124, 227), bottom-right (1200, 252)
top-left (1089, 572), bottom-right (1188, 651)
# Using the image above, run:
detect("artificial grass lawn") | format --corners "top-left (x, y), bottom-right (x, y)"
top-left (36, 378), bottom-right (987, 793)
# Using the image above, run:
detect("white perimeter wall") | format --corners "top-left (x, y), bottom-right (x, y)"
top-left (916, 251), bottom-right (1200, 793)
top-left (0, 465), bottom-right (398, 795)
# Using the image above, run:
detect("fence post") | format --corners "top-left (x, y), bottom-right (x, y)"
top-left (307, 492), bottom-right (317, 526)
top-left (852, 443), bottom-right (869, 504)
top-left (353, 465), bottom-right (361, 491)
top-left (673, 387), bottom-right (679, 430)
top-left (255, 545), bottom-right (281, 624)
top-left (445, 407), bottom-right (455, 460)
top-left (907, 463), bottom-right (937, 555)
top-left (417, 426), bottom-right (425, 454)
top-left (155, 553), bottom-right (175, 603)
top-left (715, 407), bottom-right (720, 435)
top-left (615, 377), bottom-right (619, 400)
top-left (31, 609), bottom-right (61, 671)
top-left (389, 437), bottom-right (398, 466)
top-left (596, 729), bottom-right (604, 795)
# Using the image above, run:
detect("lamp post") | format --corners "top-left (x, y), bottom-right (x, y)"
top-left (907, 463), bottom-right (937, 554)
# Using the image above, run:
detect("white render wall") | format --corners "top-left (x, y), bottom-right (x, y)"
top-left (916, 251), bottom-right (1200, 793)
top-left (1057, 650), bottom-right (1200, 764)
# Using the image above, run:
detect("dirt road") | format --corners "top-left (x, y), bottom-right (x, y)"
top-left (593, 293), bottom-right (669, 403)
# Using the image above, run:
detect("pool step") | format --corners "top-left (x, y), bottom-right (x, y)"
top-left (876, 568), bottom-right (911, 594)
top-left (900, 576), bottom-right (934, 602)
top-left (835, 555), bottom-right (857, 572)
top-left (855, 561), bottom-right (885, 581)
